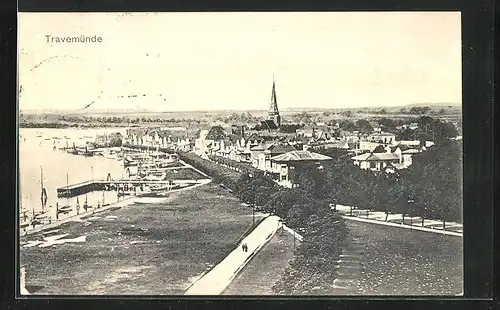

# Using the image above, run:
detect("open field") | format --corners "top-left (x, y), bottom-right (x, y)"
top-left (222, 229), bottom-right (297, 295)
top-left (20, 183), bottom-right (257, 295)
top-left (332, 221), bottom-right (463, 295)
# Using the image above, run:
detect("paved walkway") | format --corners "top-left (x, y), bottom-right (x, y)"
top-left (184, 215), bottom-right (282, 295)
top-left (334, 205), bottom-right (462, 237)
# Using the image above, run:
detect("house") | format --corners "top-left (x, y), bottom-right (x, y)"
top-left (269, 150), bottom-right (332, 188)
top-left (205, 125), bottom-right (227, 141)
top-left (310, 139), bottom-right (349, 150)
top-left (389, 145), bottom-right (421, 168)
top-left (365, 131), bottom-right (396, 144)
top-left (194, 129), bottom-right (210, 155)
top-left (358, 140), bottom-right (382, 152)
top-left (245, 133), bottom-right (265, 149)
top-left (351, 152), bottom-right (402, 171)
top-left (341, 131), bottom-right (360, 143)
top-left (250, 142), bottom-right (297, 171)
top-left (351, 141), bottom-right (420, 171)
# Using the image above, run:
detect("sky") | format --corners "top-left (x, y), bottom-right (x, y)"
top-left (18, 12), bottom-right (462, 112)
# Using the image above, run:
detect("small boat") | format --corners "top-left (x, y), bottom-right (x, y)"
top-left (144, 172), bottom-right (167, 181)
top-left (103, 152), bottom-right (119, 160)
top-left (117, 190), bottom-right (135, 197)
top-left (78, 147), bottom-right (95, 157)
top-left (58, 206), bottom-right (72, 214)
top-left (34, 214), bottom-right (48, 221)
top-left (30, 219), bottom-right (43, 226)
top-left (133, 191), bottom-right (170, 204)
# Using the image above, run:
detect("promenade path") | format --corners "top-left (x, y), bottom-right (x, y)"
top-left (185, 215), bottom-right (282, 295)
top-left (334, 205), bottom-right (462, 237)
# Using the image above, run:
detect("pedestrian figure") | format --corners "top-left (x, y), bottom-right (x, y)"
top-left (241, 243), bottom-right (245, 252)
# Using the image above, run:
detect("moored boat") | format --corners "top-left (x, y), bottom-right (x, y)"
top-left (133, 191), bottom-right (170, 204)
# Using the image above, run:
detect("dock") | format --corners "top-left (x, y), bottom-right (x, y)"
top-left (57, 179), bottom-right (210, 197)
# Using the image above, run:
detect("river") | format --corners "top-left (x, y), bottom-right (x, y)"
top-left (19, 128), bottom-right (128, 215)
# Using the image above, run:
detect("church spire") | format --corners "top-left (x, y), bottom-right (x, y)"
top-left (267, 76), bottom-right (281, 128)
top-left (269, 77), bottom-right (279, 114)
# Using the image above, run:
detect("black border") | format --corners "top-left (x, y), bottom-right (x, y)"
top-left (2, 0), bottom-right (497, 309)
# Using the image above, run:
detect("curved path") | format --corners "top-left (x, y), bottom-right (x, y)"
top-left (185, 215), bottom-right (282, 295)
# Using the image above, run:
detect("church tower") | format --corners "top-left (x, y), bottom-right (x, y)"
top-left (268, 77), bottom-right (281, 128)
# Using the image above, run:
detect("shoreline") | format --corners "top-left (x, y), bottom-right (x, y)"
top-left (20, 179), bottom-right (212, 237)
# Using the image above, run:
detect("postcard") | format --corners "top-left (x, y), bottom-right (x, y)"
top-left (18, 12), bottom-right (463, 296)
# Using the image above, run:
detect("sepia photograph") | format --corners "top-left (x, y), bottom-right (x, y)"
top-left (18, 12), bottom-right (463, 296)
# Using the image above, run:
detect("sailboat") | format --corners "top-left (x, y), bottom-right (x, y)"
top-left (67, 143), bottom-right (79, 155)
top-left (40, 166), bottom-right (48, 212)
top-left (83, 195), bottom-right (91, 211)
top-left (58, 173), bottom-right (72, 214)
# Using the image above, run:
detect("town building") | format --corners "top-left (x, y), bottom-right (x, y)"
top-left (250, 142), bottom-right (297, 170)
top-left (351, 152), bottom-right (402, 172)
top-left (365, 131), bottom-right (396, 144)
top-left (269, 150), bottom-right (332, 188)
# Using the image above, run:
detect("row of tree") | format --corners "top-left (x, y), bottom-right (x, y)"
top-left (178, 151), bottom-right (349, 295)
top-left (309, 140), bottom-right (462, 223)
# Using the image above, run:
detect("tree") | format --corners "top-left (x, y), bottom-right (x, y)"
top-left (410, 106), bottom-right (431, 115)
top-left (341, 110), bottom-right (353, 117)
top-left (355, 119), bottom-right (374, 134)
top-left (293, 163), bottom-right (327, 199)
top-left (338, 120), bottom-right (357, 132)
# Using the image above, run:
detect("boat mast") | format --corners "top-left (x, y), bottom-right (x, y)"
top-left (66, 173), bottom-right (69, 206)
top-left (40, 166), bottom-right (47, 210)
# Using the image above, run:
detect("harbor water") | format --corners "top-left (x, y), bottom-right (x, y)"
top-left (19, 128), bottom-right (128, 216)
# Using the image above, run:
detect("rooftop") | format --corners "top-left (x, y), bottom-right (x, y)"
top-left (271, 150), bottom-right (332, 162)
top-left (351, 153), bottom-right (400, 161)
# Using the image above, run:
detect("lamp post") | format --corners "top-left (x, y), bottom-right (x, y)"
top-left (252, 205), bottom-right (256, 226)
top-left (293, 230), bottom-right (296, 254)
top-left (407, 196), bottom-right (415, 225)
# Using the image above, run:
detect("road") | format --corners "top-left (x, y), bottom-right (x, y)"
top-left (184, 215), bottom-right (282, 295)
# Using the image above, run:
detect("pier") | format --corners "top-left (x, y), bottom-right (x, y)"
top-left (57, 178), bottom-right (210, 197)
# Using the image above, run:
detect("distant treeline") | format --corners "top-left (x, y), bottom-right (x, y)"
top-left (19, 122), bottom-right (127, 128)
top-left (19, 114), bottom-right (202, 125)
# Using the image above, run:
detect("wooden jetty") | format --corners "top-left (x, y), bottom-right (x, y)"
top-left (56, 178), bottom-right (209, 197)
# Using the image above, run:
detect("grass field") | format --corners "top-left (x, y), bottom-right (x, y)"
top-left (332, 221), bottom-right (463, 295)
top-left (20, 183), bottom-right (256, 295)
top-left (222, 229), bottom-right (297, 295)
